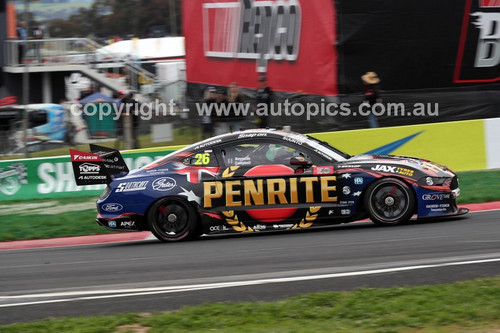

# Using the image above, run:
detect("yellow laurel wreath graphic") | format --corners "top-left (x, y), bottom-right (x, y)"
top-left (291, 206), bottom-right (321, 230)
top-left (222, 210), bottom-right (253, 232)
top-left (222, 166), bottom-right (240, 178)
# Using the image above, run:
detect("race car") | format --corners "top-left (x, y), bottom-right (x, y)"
top-left (70, 129), bottom-right (468, 242)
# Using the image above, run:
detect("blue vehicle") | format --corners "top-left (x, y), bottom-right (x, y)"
top-left (28, 104), bottom-right (66, 141)
top-left (0, 104), bottom-right (67, 154)
top-left (71, 129), bottom-right (468, 242)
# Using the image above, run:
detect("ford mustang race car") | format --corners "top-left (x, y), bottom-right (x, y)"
top-left (70, 129), bottom-right (468, 242)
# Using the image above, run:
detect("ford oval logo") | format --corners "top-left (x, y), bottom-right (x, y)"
top-left (102, 203), bottom-right (123, 212)
top-left (152, 177), bottom-right (176, 191)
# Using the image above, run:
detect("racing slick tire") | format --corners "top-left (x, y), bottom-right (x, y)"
top-left (147, 198), bottom-right (200, 242)
top-left (364, 177), bottom-right (415, 226)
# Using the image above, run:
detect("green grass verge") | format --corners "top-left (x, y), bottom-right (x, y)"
top-left (0, 196), bottom-right (114, 242)
top-left (0, 169), bottom-right (498, 242)
top-left (1, 277), bottom-right (499, 332)
top-left (0, 210), bottom-right (113, 242)
top-left (456, 169), bottom-right (500, 204)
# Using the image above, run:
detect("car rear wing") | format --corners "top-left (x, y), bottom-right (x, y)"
top-left (70, 145), bottom-right (129, 186)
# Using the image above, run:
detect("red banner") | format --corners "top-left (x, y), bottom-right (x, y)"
top-left (183, 0), bottom-right (338, 96)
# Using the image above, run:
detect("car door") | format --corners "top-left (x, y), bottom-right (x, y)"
top-left (206, 138), bottom-right (336, 231)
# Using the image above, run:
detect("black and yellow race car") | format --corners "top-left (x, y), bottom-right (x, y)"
top-left (71, 129), bottom-right (468, 242)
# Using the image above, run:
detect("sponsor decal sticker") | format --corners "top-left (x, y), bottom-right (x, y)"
top-left (371, 165), bottom-right (414, 177)
top-left (102, 203), bottom-right (123, 212)
top-left (108, 221), bottom-right (117, 228)
top-left (341, 209), bottom-right (351, 215)
top-left (70, 150), bottom-right (101, 161)
top-left (342, 186), bottom-right (351, 195)
top-left (338, 165), bottom-right (361, 169)
top-left (237, 133), bottom-right (268, 139)
top-left (120, 221), bottom-right (136, 228)
top-left (209, 225), bottom-right (231, 232)
top-left (152, 177), bottom-right (176, 192)
top-left (313, 166), bottom-right (334, 175)
top-left (354, 177), bottom-right (363, 185)
top-left (79, 163), bottom-right (100, 175)
top-left (115, 181), bottom-right (149, 193)
top-left (204, 175), bottom-right (337, 208)
top-left (422, 193), bottom-right (451, 201)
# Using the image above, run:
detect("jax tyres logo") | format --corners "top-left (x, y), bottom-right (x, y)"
top-left (455, 0), bottom-right (500, 82)
top-left (203, 0), bottom-right (301, 72)
top-left (0, 163), bottom-right (28, 196)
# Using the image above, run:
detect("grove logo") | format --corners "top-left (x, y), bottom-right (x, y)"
top-left (0, 163), bottom-right (28, 196)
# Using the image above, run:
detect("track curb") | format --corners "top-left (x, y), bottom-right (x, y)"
top-left (1, 201), bottom-right (500, 251)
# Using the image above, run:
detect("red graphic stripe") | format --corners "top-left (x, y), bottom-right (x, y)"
top-left (480, 0), bottom-right (500, 7)
top-left (453, 0), bottom-right (474, 83)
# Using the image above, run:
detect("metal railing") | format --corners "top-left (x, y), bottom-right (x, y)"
top-left (3, 38), bottom-right (157, 92)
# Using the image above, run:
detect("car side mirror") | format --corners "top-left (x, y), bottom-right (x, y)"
top-left (290, 156), bottom-right (312, 167)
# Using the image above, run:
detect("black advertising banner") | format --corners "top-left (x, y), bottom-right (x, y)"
top-left (183, 0), bottom-right (500, 132)
top-left (336, 0), bottom-right (470, 94)
top-left (454, 0), bottom-right (500, 83)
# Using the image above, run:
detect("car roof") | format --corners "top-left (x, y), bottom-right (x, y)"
top-left (140, 129), bottom-right (349, 171)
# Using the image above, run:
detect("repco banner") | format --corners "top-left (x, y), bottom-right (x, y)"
top-left (183, 0), bottom-right (338, 96)
top-left (454, 0), bottom-right (500, 83)
top-left (0, 149), bottom-right (176, 202)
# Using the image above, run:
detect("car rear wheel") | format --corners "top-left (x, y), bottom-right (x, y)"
top-left (364, 178), bottom-right (415, 226)
top-left (147, 198), bottom-right (200, 242)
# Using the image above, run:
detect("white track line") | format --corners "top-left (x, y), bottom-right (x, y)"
top-left (1, 257), bottom-right (499, 308)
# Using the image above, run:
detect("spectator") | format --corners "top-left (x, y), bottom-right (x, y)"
top-left (32, 25), bottom-right (44, 64)
top-left (361, 71), bottom-right (380, 128)
top-left (16, 21), bottom-right (27, 65)
top-left (256, 75), bottom-right (272, 128)
top-left (214, 87), bottom-right (229, 135)
top-left (227, 82), bottom-right (245, 132)
top-left (119, 91), bottom-right (140, 149)
top-left (202, 87), bottom-right (217, 139)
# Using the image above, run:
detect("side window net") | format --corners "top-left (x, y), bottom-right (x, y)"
top-left (221, 143), bottom-right (311, 166)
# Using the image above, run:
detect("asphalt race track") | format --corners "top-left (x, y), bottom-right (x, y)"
top-left (0, 210), bottom-right (499, 324)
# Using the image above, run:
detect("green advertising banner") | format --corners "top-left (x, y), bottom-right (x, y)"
top-left (0, 148), bottom-right (178, 202)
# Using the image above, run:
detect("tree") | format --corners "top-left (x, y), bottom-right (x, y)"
top-left (43, 0), bottom-right (182, 39)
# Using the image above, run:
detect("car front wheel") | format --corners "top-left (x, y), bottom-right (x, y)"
top-left (364, 178), bottom-right (415, 226)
